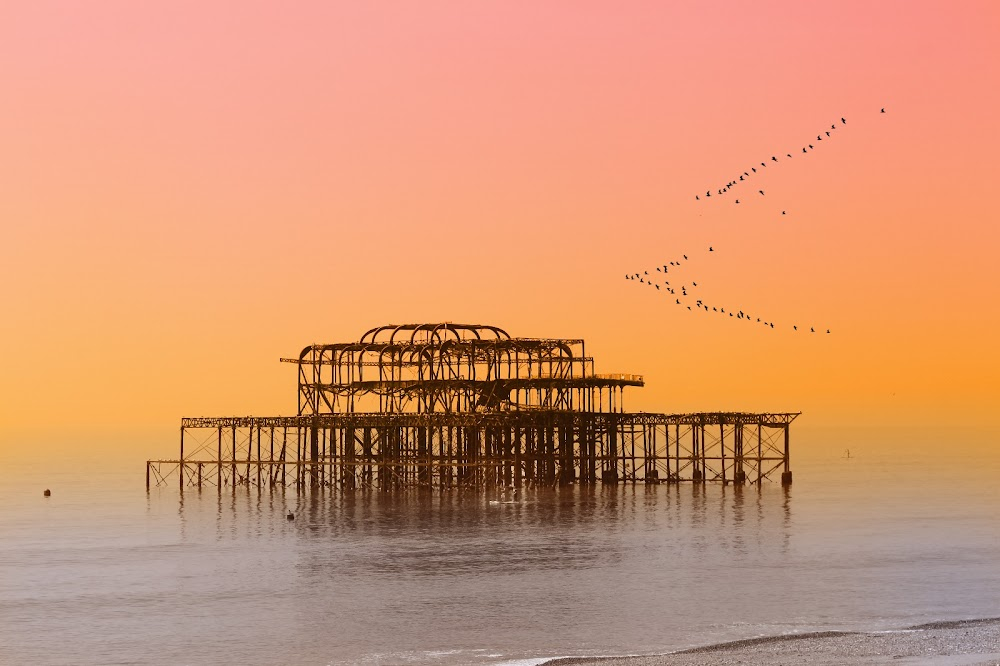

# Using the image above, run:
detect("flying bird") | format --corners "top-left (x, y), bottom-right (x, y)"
top-left (709, 246), bottom-right (714, 251)
top-left (772, 156), bottom-right (778, 161)
top-left (759, 190), bottom-right (764, 196)
top-left (782, 211), bottom-right (786, 215)
top-left (881, 108), bottom-right (885, 113)
top-left (841, 117), bottom-right (846, 124)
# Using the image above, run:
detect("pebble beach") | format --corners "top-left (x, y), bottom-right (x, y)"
top-left (545, 619), bottom-right (1000, 666)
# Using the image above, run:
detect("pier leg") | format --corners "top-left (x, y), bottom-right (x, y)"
top-left (310, 423), bottom-right (319, 487)
top-left (757, 425), bottom-right (763, 485)
top-left (720, 423), bottom-right (726, 486)
top-left (558, 416), bottom-right (573, 485)
top-left (603, 416), bottom-right (619, 484)
top-left (231, 426), bottom-right (237, 486)
top-left (781, 424), bottom-right (793, 485)
top-left (692, 425), bottom-right (703, 483)
top-left (514, 427), bottom-right (522, 488)
top-left (179, 427), bottom-right (185, 490)
top-left (217, 427), bottom-right (223, 487)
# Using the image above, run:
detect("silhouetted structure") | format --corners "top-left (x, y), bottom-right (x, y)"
top-left (146, 323), bottom-right (797, 490)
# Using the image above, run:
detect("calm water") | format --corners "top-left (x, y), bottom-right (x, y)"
top-left (2, 433), bottom-right (998, 665)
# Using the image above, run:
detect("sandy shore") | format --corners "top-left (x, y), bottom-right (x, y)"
top-left (544, 618), bottom-right (1000, 666)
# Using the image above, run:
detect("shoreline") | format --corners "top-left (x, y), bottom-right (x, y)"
top-left (540, 618), bottom-right (1000, 666)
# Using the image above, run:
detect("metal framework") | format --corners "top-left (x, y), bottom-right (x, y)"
top-left (147, 323), bottom-right (798, 490)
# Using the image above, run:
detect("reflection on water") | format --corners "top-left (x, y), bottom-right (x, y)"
top-left (2, 444), bottom-right (999, 666)
top-left (178, 483), bottom-right (793, 575)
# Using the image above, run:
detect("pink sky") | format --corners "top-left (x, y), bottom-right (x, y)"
top-left (1, 2), bottom-right (998, 454)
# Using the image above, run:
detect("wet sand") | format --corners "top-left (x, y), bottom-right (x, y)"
top-left (545, 618), bottom-right (1000, 666)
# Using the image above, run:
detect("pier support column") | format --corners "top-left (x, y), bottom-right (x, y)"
top-left (603, 415), bottom-right (619, 484)
top-left (781, 424), bottom-right (793, 485)
top-left (692, 425), bottom-right (703, 483)
top-left (558, 416), bottom-right (574, 485)
top-left (734, 424), bottom-right (746, 486)
top-left (179, 427), bottom-right (185, 490)
top-left (310, 421), bottom-right (319, 487)
top-left (417, 426), bottom-right (429, 485)
top-left (343, 426), bottom-right (356, 490)
top-left (514, 427), bottom-right (523, 488)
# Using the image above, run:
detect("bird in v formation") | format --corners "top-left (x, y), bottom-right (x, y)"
top-left (623, 246), bottom-right (830, 334)
top-left (693, 108), bottom-right (885, 214)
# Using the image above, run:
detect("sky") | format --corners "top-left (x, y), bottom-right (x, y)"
top-left (1, 1), bottom-right (998, 458)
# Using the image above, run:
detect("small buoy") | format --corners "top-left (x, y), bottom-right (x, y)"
top-left (286, 512), bottom-right (294, 520)
top-left (43, 489), bottom-right (51, 497)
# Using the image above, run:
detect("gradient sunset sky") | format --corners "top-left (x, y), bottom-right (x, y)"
top-left (2, 2), bottom-right (998, 457)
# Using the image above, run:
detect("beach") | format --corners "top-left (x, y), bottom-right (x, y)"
top-left (546, 619), bottom-right (1000, 666)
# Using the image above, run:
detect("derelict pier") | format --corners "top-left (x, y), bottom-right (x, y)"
top-left (146, 323), bottom-right (797, 490)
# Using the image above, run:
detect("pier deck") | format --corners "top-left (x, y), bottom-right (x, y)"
top-left (147, 411), bottom-right (798, 490)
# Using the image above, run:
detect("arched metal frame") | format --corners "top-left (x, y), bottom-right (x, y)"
top-left (294, 323), bottom-right (640, 417)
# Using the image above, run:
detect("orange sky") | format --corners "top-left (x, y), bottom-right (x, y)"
top-left (1, 1), bottom-right (998, 455)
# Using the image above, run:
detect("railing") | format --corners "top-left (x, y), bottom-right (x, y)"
top-left (593, 373), bottom-right (644, 383)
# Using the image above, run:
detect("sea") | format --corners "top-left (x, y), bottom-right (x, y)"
top-left (1, 429), bottom-right (998, 665)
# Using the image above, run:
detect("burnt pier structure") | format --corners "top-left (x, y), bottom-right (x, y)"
top-left (147, 323), bottom-right (797, 490)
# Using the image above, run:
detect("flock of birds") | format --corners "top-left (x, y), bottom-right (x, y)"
top-left (626, 108), bottom-right (888, 333)
top-left (625, 249), bottom-right (830, 333)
